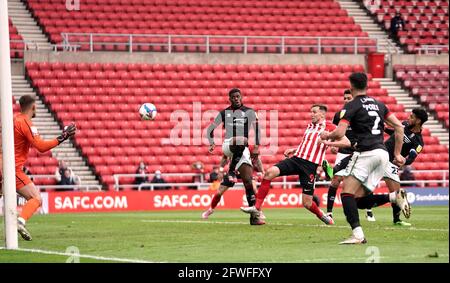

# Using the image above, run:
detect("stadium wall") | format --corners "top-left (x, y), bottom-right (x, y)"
top-left (24, 50), bottom-right (367, 68)
top-left (391, 54), bottom-right (449, 67)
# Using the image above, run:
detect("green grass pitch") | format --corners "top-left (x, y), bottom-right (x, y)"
top-left (0, 206), bottom-right (448, 263)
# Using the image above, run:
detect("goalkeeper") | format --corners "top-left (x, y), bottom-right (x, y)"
top-left (12, 95), bottom-right (76, 241)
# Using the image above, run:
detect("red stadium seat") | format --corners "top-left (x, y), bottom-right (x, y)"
top-left (26, 62), bottom-right (449, 189)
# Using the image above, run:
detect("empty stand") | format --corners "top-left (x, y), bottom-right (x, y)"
top-left (373, 0), bottom-right (449, 53)
top-left (8, 18), bottom-right (25, 58)
top-left (24, 62), bottom-right (448, 190)
top-left (394, 64), bottom-right (449, 127)
top-left (26, 0), bottom-right (378, 54)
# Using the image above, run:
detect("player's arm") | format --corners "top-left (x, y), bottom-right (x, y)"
top-left (23, 122), bottom-right (76, 153)
top-left (405, 142), bottom-right (423, 166)
top-left (250, 110), bottom-right (260, 156)
top-left (320, 135), bottom-right (351, 149)
top-left (384, 127), bottom-right (395, 135)
top-left (219, 155), bottom-right (229, 172)
top-left (385, 113), bottom-right (405, 166)
top-left (322, 120), bottom-right (348, 141)
top-left (284, 148), bottom-right (297, 158)
top-left (22, 121), bottom-right (58, 153)
top-left (207, 111), bottom-right (223, 153)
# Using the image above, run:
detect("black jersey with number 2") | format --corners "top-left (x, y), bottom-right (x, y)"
top-left (340, 95), bottom-right (390, 152)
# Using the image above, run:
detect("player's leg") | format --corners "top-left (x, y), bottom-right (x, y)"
top-left (385, 178), bottom-right (411, 225)
top-left (326, 175), bottom-right (342, 218)
top-left (340, 176), bottom-right (367, 244)
top-left (238, 163), bottom-right (265, 225)
top-left (238, 163), bottom-right (256, 207)
top-left (16, 173), bottom-right (42, 241)
top-left (242, 156), bottom-right (287, 212)
top-left (239, 164), bottom-right (280, 215)
top-left (251, 178), bottom-right (266, 220)
top-left (227, 137), bottom-right (248, 177)
top-left (365, 209), bottom-right (376, 222)
top-left (202, 184), bottom-right (230, 219)
top-left (340, 149), bottom-right (389, 244)
top-left (302, 188), bottom-right (334, 225)
top-left (297, 162), bottom-right (334, 225)
top-left (358, 162), bottom-right (411, 224)
top-left (326, 154), bottom-right (350, 217)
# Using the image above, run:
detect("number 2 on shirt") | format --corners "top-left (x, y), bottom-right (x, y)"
top-left (368, 111), bottom-right (381, 135)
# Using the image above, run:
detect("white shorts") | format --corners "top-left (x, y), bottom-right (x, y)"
top-left (222, 138), bottom-right (252, 170)
top-left (383, 161), bottom-right (400, 183)
top-left (334, 152), bottom-right (351, 177)
top-left (342, 148), bottom-right (389, 192)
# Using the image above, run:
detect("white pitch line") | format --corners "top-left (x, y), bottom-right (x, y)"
top-left (140, 219), bottom-right (449, 232)
top-left (0, 247), bottom-right (162, 263)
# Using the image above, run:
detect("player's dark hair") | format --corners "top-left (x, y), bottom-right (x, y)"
top-left (228, 88), bottom-right (241, 96)
top-left (19, 95), bottom-right (35, 111)
top-left (344, 89), bottom-right (352, 95)
top-left (311, 104), bottom-right (327, 112)
top-left (412, 108), bottom-right (428, 125)
top-left (349, 72), bottom-right (368, 90)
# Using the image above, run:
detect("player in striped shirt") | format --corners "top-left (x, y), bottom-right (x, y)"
top-left (240, 104), bottom-right (351, 225)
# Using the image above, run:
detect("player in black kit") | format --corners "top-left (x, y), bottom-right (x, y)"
top-left (321, 89), bottom-right (360, 219)
top-left (321, 72), bottom-right (407, 244)
top-left (353, 108), bottom-right (427, 226)
top-left (203, 88), bottom-right (261, 224)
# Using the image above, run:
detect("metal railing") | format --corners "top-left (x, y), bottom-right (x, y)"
top-left (60, 33), bottom-right (379, 55)
top-left (415, 45), bottom-right (449, 55)
top-left (29, 174), bottom-right (102, 191)
top-left (113, 173), bottom-right (205, 191)
top-left (36, 184), bottom-right (103, 191)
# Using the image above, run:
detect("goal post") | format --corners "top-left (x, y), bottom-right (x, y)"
top-left (0, 0), bottom-right (18, 249)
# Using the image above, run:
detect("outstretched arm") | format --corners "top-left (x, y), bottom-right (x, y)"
top-left (321, 120), bottom-right (348, 141)
top-left (251, 112), bottom-right (261, 157)
top-left (23, 122), bottom-right (76, 153)
top-left (385, 113), bottom-right (405, 166)
top-left (320, 135), bottom-right (351, 149)
top-left (207, 112), bottom-right (223, 153)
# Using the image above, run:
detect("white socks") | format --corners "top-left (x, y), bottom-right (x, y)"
top-left (389, 191), bottom-right (397, 203)
top-left (18, 217), bottom-right (26, 225)
top-left (353, 226), bottom-right (365, 239)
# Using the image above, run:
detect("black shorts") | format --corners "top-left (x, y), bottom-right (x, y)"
top-left (275, 156), bottom-right (318, 195)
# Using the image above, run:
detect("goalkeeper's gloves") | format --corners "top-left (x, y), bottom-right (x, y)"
top-left (57, 123), bottom-right (77, 144)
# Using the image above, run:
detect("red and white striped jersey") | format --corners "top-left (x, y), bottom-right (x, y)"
top-left (294, 120), bottom-right (336, 165)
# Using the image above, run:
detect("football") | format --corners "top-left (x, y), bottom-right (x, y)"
top-left (139, 103), bottom-right (157, 120)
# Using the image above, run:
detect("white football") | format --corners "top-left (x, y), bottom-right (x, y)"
top-left (139, 103), bottom-right (157, 120)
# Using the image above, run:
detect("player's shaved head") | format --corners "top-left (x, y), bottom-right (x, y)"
top-left (19, 95), bottom-right (36, 112)
top-left (349, 72), bottom-right (368, 91)
top-left (228, 88), bottom-right (241, 96)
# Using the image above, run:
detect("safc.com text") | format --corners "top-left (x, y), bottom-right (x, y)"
top-left (266, 192), bottom-right (308, 206)
top-left (54, 196), bottom-right (128, 210)
top-left (154, 194), bottom-right (225, 208)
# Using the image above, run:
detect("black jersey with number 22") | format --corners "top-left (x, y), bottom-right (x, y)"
top-left (340, 95), bottom-right (390, 152)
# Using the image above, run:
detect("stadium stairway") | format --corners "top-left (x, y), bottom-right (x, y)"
top-left (374, 78), bottom-right (449, 146)
top-left (7, 0), bottom-right (52, 50)
top-left (337, 0), bottom-right (403, 53)
top-left (12, 75), bottom-right (101, 188)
